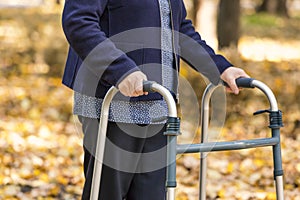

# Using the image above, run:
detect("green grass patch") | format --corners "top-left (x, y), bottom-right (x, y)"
top-left (241, 12), bottom-right (300, 40)
top-left (242, 12), bottom-right (284, 27)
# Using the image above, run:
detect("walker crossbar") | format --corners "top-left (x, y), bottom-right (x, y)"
top-left (176, 137), bottom-right (279, 154)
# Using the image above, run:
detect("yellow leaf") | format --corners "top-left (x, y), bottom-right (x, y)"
top-left (49, 185), bottom-right (60, 195)
top-left (254, 159), bottom-right (264, 167)
top-left (33, 169), bottom-right (41, 176)
top-left (266, 192), bottom-right (277, 200)
top-left (29, 108), bottom-right (41, 119)
top-left (227, 162), bottom-right (234, 173)
top-left (176, 192), bottom-right (189, 200)
top-left (57, 176), bottom-right (69, 185)
top-left (217, 189), bottom-right (225, 198)
top-left (0, 175), bottom-right (3, 185)
top-left (40, 173), bottom-right (49, 182)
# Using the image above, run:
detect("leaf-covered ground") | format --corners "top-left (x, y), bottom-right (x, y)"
top-left (1, 2), bottom-right (300, 200)
top-left (0, 76), bottom-right (83, 200)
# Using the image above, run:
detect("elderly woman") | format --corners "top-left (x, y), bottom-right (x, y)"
top-left (61, 0), bottom-right (249, 199)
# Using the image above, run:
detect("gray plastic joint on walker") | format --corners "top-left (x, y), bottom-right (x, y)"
top-left (274, 170), bottom-right (284, 178)
top-left (254, 109), bottom-right (284, 128)
top-left (164, 117), bottom-right (181, 136)
top-left (166, 180), bottom-right (177, 187)
top-left (269, 110), bottom-right (284, 129)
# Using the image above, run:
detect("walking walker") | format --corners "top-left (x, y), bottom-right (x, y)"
top-left (90, 77), bottom-right (284, 200)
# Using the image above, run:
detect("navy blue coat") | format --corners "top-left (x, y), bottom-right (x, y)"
top-left (61, 0), bottom-right (232, 100)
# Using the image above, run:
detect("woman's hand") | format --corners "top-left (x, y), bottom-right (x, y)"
top-left (220, 67), bottom-right (250, 95)
top-left (117, 71), bottom-right (148, 97)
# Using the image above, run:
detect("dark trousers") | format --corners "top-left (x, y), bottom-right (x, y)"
top-left (78, 116), bottom-right (167, 200)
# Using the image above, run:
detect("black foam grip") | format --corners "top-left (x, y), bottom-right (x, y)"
top-left (235, 77), bottom-right (255, 88)
top-left (143, 81), bottom-right (156, 92)
top-left (223, 77), bottom-right (255, 88)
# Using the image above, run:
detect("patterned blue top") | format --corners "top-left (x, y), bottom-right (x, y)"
top-left (73, 0), bottom-right (174, 124)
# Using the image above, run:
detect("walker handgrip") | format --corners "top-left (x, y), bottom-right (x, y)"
top-left (235, 77), bottom-right (255, 88)
top-left (143, 81), bottom-right (156, 92)
top-left (223, 77), bottom-right (255, 88)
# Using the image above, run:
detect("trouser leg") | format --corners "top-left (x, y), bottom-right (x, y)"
top-left (126, 124), bottom-right (167, 200)
top-left (80, 117), bottom-right (139, 200)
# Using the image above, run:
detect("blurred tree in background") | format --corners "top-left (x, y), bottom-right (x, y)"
top-left (217, 0), bottom-right (241, 49)
top-left (190, 0), bottom-right (202, 25)
top-left (257, 0), bottom-right (289, 17)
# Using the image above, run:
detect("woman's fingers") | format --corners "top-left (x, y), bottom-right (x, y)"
top-left (117, 71), bottom-right (148, 97)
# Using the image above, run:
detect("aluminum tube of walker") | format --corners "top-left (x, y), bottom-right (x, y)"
top-left (199, 83), bottom-right (218, 200)
top-left (90, 87), bottom-right (119, 200)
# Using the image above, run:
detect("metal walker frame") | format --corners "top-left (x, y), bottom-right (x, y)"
top-left (90, 78), bottom-right (284, 200)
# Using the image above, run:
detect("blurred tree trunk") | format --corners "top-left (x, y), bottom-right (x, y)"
top-left (276, 0), bottom-right (289, 17)
top-left (257, 0), bottom-right (289, 17)
top-left (257, 0), bottom-right (276, 13)
top-left (191, 0), bottom-right (202, 25)
top-left (217, 0), bottom-right (240, 49)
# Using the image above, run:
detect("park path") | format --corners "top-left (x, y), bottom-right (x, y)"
top-left (0, 0), bottom-right (44, 8)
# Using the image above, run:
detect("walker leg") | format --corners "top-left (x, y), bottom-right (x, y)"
top-left (90, 120), bottom-right (107, 200)
top-left (199, 152), bottom-right (207, 200)
top-left (199, 84), bottom-right (215, 200)
top-left (165, 117), bottom-right (180, 200)
top-left (167, 188), bottom-right (176, 200)
top-left (165, 135), bottom-right (177, 200)
top-left (90, 87), bottom-right (118, 200)
top-left (272, 128), bottom-right (284, 200)
top-left (275, 176), bottom-right (284, 200)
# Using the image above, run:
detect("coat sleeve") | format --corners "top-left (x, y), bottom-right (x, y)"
top-left (62, 0), bottom-right (140, 86)
top-left (178, 0), bottom-right (232, 84)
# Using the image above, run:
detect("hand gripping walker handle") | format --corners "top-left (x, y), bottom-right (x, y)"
top-left (224, 77), bottom-right (255, 88)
